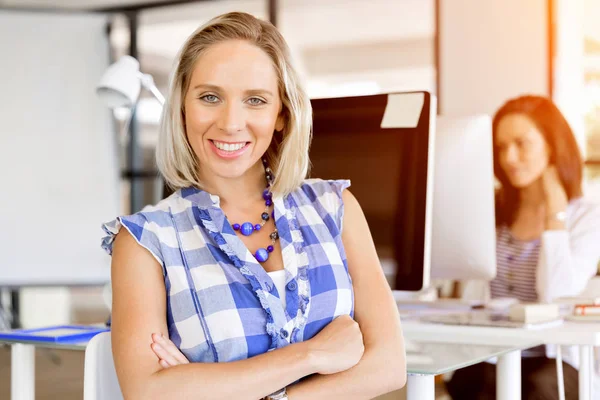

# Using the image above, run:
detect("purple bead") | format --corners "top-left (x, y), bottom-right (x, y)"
top-left (240, 222), bottom-right (254, 236)
top-left (263, 189), bottom-right (272, 201)
top-left (271, 210), bottom-right (275, 219)
top-left (265, 199), bottom-right (273, 207)
top-left (254, 224), bottom-right (262, 231)
top-left (255, 248), bottom-right (269, 262)
top-left (232, 223), bottom-right (241, 231)
top-left (267, 245), bottom-right (274, 253)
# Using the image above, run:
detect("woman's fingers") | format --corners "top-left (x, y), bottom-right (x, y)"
top-left (151, 333), bottom-right (190, 365)
top-left (159, 335), bottom-right (190, 364)
top-left (151, 342), bottom-right (179, 366)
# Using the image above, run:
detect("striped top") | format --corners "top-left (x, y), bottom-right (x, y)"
top-left (101, 179), bottom-right (354, 363)
top-left (491, 225), bottom-right (545, 356)
top-left (490, 225), bottom-right (540, 302)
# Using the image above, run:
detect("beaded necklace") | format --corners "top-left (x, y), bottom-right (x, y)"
top-left (230, 159), bottom-right (279, 263)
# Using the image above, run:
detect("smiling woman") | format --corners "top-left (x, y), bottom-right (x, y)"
top-left (182, 40), bottom-right (285, 181)
top-left (101, 11), bottom-right (406, 400)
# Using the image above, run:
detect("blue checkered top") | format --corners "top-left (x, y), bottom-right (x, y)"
top-left (101, 179), bottom-right (354, 362)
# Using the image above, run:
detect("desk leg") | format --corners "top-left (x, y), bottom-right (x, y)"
top-left (11, 343), bottom-right (35, 400)
top-left (406, 374), bottom-right (434, 400)
top-left (497, 350), bottom-right (521, 400)
top-left (579, 345), bottom-right (593, 400)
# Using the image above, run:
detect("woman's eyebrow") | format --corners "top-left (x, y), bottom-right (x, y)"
top-left (245, 89), bottom-right (275, 98)
top-left (192, 83), bottom-right (222, 91)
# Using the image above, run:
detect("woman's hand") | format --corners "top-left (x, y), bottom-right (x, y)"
top-left (305, 315), bottom-right (365, 375)
top-left (150, 333), bottom-right (190, 369)
top-left (541, 166), bottom-right (569, 212)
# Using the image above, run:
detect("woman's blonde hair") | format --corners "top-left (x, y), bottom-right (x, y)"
top-left (156, 12), bottom-right (312, 196)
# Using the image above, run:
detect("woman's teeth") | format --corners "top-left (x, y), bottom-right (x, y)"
top-left (213, 141), bottom-right (246, 151)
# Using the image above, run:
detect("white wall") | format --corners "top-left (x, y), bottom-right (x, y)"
top-left (554, 0), bottom-right (586, 155)
top-left (439, 0), bottom-right (549, 116)
top-left (0, 10), bottom-right (118, 327)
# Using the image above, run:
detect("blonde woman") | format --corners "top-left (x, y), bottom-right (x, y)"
top-left (101, 12), bottom-right (406, 400)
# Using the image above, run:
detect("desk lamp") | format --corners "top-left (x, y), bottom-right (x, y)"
top-left (96, 55), bottom-right (164, 107)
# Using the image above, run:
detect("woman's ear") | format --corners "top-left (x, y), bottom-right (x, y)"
top-left (275, 115), bottom-right (285, 133)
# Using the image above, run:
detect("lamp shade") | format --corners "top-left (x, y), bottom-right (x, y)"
top-left (96, 55), bottom-right (142, 108)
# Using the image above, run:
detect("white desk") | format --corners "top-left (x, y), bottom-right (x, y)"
top-left (0, 338), bottom-right (87, 400)
top-left (402, 320), bottom-right (600, 400)
top-left (404, 336), bottom-right (541, 400)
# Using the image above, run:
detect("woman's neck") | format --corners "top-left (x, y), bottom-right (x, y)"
top-left (511, 180), bottom-right (546, 237)
top-left (199, 162), bottom-right (266, 211)
top-left (518, 179), bottom-right (545, 210)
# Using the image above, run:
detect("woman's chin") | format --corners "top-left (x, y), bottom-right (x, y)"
top-left (508, 176), bottom-right (538, 189)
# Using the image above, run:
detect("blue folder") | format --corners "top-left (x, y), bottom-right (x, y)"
top-left (0, 325), bottom-right (109, 343)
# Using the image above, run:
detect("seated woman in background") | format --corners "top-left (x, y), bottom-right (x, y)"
top-left (101, 12), bottom-right (406, 400)
top-left (446, 95), bottom-right (600, 400)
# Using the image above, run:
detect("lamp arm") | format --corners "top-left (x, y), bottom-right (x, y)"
top-left (138, 72), bottom-right (165, 106)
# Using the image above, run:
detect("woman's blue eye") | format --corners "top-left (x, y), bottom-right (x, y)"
top-left (200, 94), bottom-right (219, 103)
top-left (247, 97), bottom-right (266, 106)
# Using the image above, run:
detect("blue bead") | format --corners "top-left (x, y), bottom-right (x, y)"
top-left (255, 248), bottom-right (269, 262)
top-left (265, 199), bottom-right (273, 206)
top-left (254, 224), bottom-right (261, 231)
top-left (267, 245), bottom-right (274, 253)
top-left (240, 222), bottom-right (254, 236)
top-left (271, 210), bottom-right (275, 219)
top-left (232, 223), bottom-right (240, 231)
top-left (263, 189), bottom-right (272, 200)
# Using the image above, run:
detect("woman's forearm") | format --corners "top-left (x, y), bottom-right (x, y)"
top-left (286, 342), bottom-right (406, 400)
top-left (134, 341), bottom-right (316, 400)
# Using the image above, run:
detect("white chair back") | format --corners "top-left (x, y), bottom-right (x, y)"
top-left (83, 331), bottom-right (123, 400)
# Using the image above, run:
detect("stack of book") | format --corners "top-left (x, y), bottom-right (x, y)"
top-left (570, 304), bottom-right (600, 321)
top-left (556, 297), bottom-right (600, 322)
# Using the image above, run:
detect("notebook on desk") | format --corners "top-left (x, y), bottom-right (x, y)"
top-left (420, 311), bottom-right (564, 330)
top-left (0, 325), bottom-right (109, 343)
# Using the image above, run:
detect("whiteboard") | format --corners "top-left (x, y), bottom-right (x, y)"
top-left (0, 10), bottom-right (120, 286)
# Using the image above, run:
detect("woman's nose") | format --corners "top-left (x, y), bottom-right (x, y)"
top-left (504, 145), bottom-right (519, 165)
top-left (216, 103), bottom-right (245, 133)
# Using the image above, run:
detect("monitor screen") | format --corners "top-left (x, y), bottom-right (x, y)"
top-left (309, 92), bottom-right (435, 291)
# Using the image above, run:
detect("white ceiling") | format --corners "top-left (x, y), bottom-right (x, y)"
top-left (0, 0), bottom-right (171, 9)
top-left (109, 0), bottom-right (437, 98)
top-left (1, 0), bottom-right (437, 93)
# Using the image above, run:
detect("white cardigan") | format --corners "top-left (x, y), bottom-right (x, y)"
top-left (462, 197), bottom-right (600, 370)
top-left (463, 197), bottom-right (600, 303)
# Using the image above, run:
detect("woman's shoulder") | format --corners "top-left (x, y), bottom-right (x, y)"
top-left (100, 191), bottom-right (186, 260)
top-left (568, 197), bottom-right (600, 216)
top-left (115, 191), bottom-right (186, 228)
top-left (293, 178), bottom-right (351, 201)
top-left (285, 178), bottom-right (351, 227)
top-left (567, 197), bottom-right (600, 228)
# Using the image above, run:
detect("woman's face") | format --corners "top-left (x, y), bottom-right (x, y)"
top-left (183, 39), bottom-right (284, 181)
top-left (495, 113), bottom-right (550, 188)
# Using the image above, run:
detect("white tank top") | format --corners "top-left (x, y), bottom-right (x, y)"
top-left (267, 269), bottom-right (287, 308)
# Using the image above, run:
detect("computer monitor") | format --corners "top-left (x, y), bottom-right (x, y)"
top-left (428, 115), bottom-right (497, 280)
top-left (310, 91), bottom-right (436, 291)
